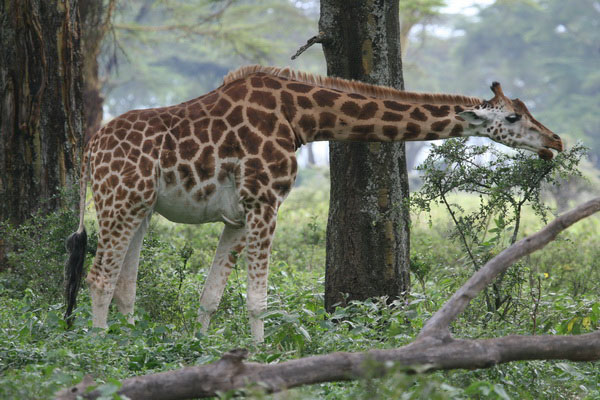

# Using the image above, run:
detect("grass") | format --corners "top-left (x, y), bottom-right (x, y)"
top-left (1, 168), bottom-right (599, 399)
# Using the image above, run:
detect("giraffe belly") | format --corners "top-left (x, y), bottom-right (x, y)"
top-left (154, 182), bottom-right (245, 226)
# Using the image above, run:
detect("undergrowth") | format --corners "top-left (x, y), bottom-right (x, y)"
top-left (1, 164), bottom-right (599, 399)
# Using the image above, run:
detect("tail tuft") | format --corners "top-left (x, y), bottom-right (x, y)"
top-left (64, 230), bottom-right (87, 328)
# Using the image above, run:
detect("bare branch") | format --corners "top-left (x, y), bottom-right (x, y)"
top-left (291, 32), bottom-right (327, 60)
top-left (419, 196), bottom-right (600, 339)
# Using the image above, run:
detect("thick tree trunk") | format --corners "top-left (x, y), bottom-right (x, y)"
top-left (0, 0), bottom-right (84, 233)
top-left (320, 0), bottom-right (410, 311)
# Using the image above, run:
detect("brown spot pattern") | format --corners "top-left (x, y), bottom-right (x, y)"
top-left (352, 125), bottom-right (374, 134)
top-left (238, 126), bottom-right (263, 155)
top-left (383, 125), bottom-right (399, 139)
top-left (287, 83), bottom-right (313, 93)
top-left (194, 119), bottom-right (210, 142)
top-left (139, 156), bottom-right (153, 177)
top-left (340, 101), bottom-right (360, 116)
top-left (219, 132), bottom-right (244, 158)
top-left (422, 104), bottom-right (451, 117)
top-left (348, 93), bottom-right (367, 100)
top-left (180, 139), bottom-right (199, 160)
top-left (298, 115), bottom-right (316, 134)
top-left (313, 89), bottom-right (341, 107)
top-left (249, 90), bottom-right (277, 110)
top-left (450, 124), bottom-right (464, 137)
top-left (250, 77), bottom-right (264, 88)
top-left (405, 122), bottom-right (421, 139)
top-left (263, 77), bottom-right (282, 89)
top-left (195, 146), bottom-right (215, 181)
top-left (319, 112), bottom-right (337, 129)
top-left (210, 119), bottom-right (228, 143)
top-left (431, 119), bottom-right (451, 132)
top-left (297, 96), bottom-right (313, 109)
top-left (211, 98), bottom-right (231, 117)
top-left (358, 102), bottom-right (378, 120)
top-left (226, 105), bottom-right (244, 127)
top-left (246, 107), bottom-right (277, 135)
top-left (409, 107), bottom-right (428, 122)
top-left (384, 100), bottom-right (411, 112)
top-left (382, 111), bottom-right (403, 122)
top-left (225, 84), bottom-right (248, 102)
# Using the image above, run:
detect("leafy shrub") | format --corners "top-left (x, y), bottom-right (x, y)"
top-left (0, 164), bottom-right (598, 399)
top-left (0, 193), bottom-right (97, 305)
top-left (411, 139), bottom-right (586, 323)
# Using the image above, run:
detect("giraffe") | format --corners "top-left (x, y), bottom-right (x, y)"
top-left (64, 65), bottom-right (563, 342)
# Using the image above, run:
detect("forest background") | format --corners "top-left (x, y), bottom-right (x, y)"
top-left (103, 0), bottom-right (600, 173)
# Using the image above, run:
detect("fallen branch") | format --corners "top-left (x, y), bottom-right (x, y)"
top-left (56, 197), bottom-right (600, 400)
top-left (56, 332), bottom-right (600, 400)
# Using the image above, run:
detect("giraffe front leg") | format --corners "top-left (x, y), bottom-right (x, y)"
top-left (198, 224), bottom-right (246, 333)
top-left (87, 210), bottom-right (150, 330)
top-left (244, 204), bottom-right (277, 343)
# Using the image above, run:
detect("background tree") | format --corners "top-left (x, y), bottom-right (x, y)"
top-left (103, 0), bottom-right (318, 118)
top-left (80, 0), bottom-right (115, 143)
top-left (0, 0), bottom-right (85, 266)
top-left (399, 0), bottom-right (445, 57)
top-left (405, 0), bottom-right (600, 169)
top-left (319, 0), bottom-right (410, 311)
top-left (399, 0), bottom-right (445, 172)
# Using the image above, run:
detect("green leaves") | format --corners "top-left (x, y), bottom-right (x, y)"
top-left (1, 169), bottom-right (599, 398)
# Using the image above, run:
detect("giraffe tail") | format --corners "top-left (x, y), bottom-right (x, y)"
top-left (64, 146), bottom-right (90, 328)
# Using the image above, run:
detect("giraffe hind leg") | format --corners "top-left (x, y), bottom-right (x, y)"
top-left (113, 214), bottom-right (151, 324)
top-left (198, 224), bottom-right (246, 333)
top-left (87, 211), bottom-right (150, 329)
top-left (244, 203), bottom-right (278, 343)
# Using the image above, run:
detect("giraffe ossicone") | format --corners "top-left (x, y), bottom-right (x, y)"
top-left (64, 65), bottom-right (563, 342)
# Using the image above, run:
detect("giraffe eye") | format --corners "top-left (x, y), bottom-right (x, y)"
top-left (505, 113), bottom-right (521, 123)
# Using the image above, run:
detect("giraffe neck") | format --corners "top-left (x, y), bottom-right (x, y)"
top-left (223, 66), bottom-right (486, 146)
top-left (282, 88), bottom-right (481, 145)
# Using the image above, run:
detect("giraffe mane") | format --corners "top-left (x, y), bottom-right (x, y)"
top-left (224, 65), bottom-right (482, 106)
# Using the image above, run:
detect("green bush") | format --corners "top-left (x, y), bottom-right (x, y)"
top-left (0, 204), bottom-right (97, 305)
top-left (0, 165), bottom-right (598, 399)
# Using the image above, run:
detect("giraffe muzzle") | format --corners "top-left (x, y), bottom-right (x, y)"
top-left (538, 135), bottom-right (564, 160)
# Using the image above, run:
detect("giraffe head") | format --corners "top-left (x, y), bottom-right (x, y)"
top-left (458, 82), bottom-right (563, 160)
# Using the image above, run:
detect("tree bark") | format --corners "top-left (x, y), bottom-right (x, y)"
top-left (320, 0), bottom-right (411, 311)
top-left (0, 1), bottom-right (84, 229)
top-left (80, 1), bottom-right (112, 144)
top-left (56, 197), bottom-right (600, 400)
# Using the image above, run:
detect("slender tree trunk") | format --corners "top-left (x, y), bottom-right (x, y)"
top-left (320, 0), bottom-right (411, 311)
top-left (80, 1), bottom-right (110, 144)
top-left (0, 0), bottom-right (84, 265)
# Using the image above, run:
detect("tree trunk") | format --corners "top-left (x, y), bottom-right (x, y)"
top-left (80, 1), bottom-right (110, 144)
top-left (320, 1), bottom-right (411, 311)
top-left (0, 0), bottom-right (84, 266)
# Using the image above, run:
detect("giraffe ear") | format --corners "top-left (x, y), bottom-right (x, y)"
top-left (458, 110), bottom-right (486, 126)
